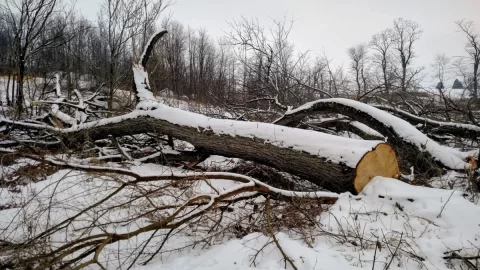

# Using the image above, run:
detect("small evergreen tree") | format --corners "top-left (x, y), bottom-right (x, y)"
top-left (436, 81), bottom-right (444, 90)
top-left (452, 79), bottom-right (464, 89)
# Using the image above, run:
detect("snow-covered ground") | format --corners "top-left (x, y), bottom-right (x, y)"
top-left (0, 158), bottom-right (479, 270)
top-left (136, 175), bottom-right (480, 270)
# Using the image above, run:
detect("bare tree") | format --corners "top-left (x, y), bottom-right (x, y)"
top-left (392, 18), bottom-right (423, 92)
top-left (161, 20), bottom-right (186, 97)
top-left (0, 17), bottom-right (14, 106)
top-left (347, 43), bottom-right (368, 97)
top-left (456, 19), bottom-right (480, 98)
top-left (370, 29), bottom-right (394, 98)
top-left (0, 0), bottom-right (67, 116)
top-left (452, 57), bottom-right (471, 91)
top-left (431, 53), bottom-right (452, 120)
top-left (225, 17), bottom-right (312, 109)
top-left (99, 0), bottom-right (169, 111)
top-left (432, 53), bottom-right (450, 90)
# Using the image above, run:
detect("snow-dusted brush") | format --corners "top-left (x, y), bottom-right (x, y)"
top-left (22, 74), bottom-right (110, 129)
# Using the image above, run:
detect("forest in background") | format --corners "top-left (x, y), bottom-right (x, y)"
top-left (1, 1), bottom-right (480, 269)
top-left (1, 0), bottom-right (479, 118)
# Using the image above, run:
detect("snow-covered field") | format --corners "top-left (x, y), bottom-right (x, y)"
top-left (145, 176), bottom-right (480, 270)
top-left (1, 157), bottom-right (479, 270)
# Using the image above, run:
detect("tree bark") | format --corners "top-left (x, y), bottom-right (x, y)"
top-left (15, 55), bottom-right (25, 117)
top-left (53, 115), bottom-right (398, 194)
top-left (474, 60), bottom-right (478, 99)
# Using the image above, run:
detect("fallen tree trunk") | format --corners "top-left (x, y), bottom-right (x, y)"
top-left (1, 108), bottom-right (400, 194)
top-left (275, 98), bottom-right (475, 175)
top-left (44, 108), bottom-right (397, 194)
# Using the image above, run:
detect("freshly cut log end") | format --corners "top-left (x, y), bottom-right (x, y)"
top-left (354, 143), bottom-right (400, 193)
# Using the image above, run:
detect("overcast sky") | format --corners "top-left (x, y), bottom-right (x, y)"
top-left (77, 0), bottom-right (480, 85)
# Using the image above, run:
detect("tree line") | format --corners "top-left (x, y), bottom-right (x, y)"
top-left (0, 0), bottom-right (479, 117)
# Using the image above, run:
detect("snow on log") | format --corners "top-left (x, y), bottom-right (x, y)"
top-left (132, 64), bottom-right (157, 107)
top-left (50, 74), bottom-right (76, 127)
top-left (350, 121), bottom-right (384, 138)
top-left (275, 98), bottom-right (474, 171)
top-left (133, 29), bottom-right (168, 104)
top-left (139, 29), bottom-right (168, 68)
top-left (0, 104), bottom-right (400, 193)
top-left (0, 108), bottom-right (400, 193)
top-left (37, 104), bottom-right (397, 194)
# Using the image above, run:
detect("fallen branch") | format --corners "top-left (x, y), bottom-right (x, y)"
top-left (374, 104), bottom-right (480, 138)
top-left (275, 98), bottom-right (475, 174)
top-left (265, 196), bottom-right (298, 270)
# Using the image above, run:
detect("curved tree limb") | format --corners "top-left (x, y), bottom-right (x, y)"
top-left (373, 104), bottom-right (480, 138)
top-left (275, 98), bottom-right (475, 175)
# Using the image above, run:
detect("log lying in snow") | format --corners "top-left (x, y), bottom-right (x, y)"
top-left (41, 106), bottom-right (397, 194)
top-left (0, 106), bottom-right (400, 193)
top-left (0, 81), bottom-right (401, 194)
top-left (275, 98), bottom-right (475, 174)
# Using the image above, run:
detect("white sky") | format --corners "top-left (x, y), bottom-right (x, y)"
top-left (76, 0), bottom-right (480, 85)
